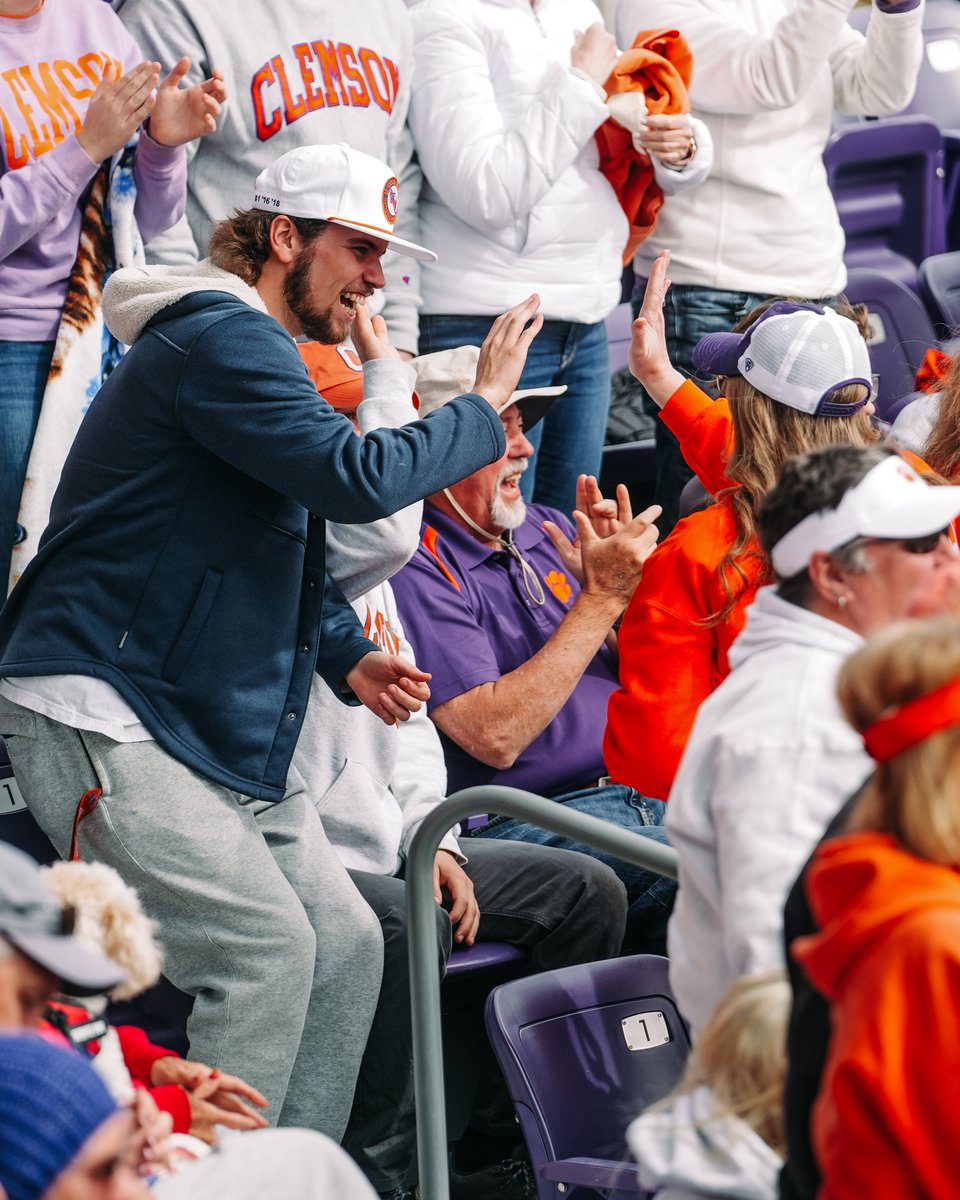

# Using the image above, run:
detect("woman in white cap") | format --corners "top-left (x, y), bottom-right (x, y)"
top-left (662, 443), bottom-right (960, 1035)
top-left (604, 252), bottom-right (877, 802)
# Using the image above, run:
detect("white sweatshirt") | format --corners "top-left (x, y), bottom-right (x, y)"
top-left (617, 0), bottom-right (925, 297)
top-left (409, 0), bottom-right (710, 323)
top-left (293, 578), bottom-right (462, 875)
top-left (664, 588), bottom-right (871, 1032)
top-left (115, 0), bottom-right (423, 352)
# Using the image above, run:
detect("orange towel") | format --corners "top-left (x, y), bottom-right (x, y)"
top-left (596, 29), bottom-right (693, 264)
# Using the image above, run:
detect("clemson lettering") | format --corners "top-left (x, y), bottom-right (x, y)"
top-left (248, 38), bottom-right (397, 142)
top-left (0, 50), bottom-right (119, 171)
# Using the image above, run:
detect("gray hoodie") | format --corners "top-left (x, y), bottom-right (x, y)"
top-left (627, 1086), bottom-right (781, 1200)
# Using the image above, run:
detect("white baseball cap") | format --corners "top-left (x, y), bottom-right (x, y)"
top-left (251, 143), bottom-right (437, 262)
top-left (412, 344), bottom-right (566, 430)
top-left (692, 302), bottom-right (873, 417)
top-left (0, 843), bottom-right (124, 997)
top-left (770, 454), bottom-right (960, 578)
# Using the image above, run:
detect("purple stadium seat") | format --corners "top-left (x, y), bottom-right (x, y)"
top-left (824, 115), bottom-right (945, 289)
top-left (485, 953), bottom-right (690, 1200)
top-left (840, 267), bottom-right (941, 419)
top-left (605, 301), bottom-right (634, 375)
top-left (918, 251), bottom-right (960, 336)
top-left (446, 940), bottom-right (527, 978)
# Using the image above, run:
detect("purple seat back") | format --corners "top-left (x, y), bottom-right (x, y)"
top-left (486, 954), bottom-right (690, 1200)
top-left (840, 268), bottom-right (940, 419)
top-left (825, 116), bottom-right (946, 289)
top-left (918, 251), bottom-right (960, 336)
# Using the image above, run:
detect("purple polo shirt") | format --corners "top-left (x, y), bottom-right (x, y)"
top-left (390, 502), bottom-right (618, 797)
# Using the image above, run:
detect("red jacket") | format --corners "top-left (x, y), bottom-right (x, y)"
top-left (793, 833), bottom-right (960, 1199)
top-left (603, 381), bottom-right (757, 800)
top-left (41, 1002), bottom-right (190, 1133)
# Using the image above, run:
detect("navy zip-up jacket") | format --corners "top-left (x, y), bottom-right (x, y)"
top-left (0, 289), bottom-right (505, 801)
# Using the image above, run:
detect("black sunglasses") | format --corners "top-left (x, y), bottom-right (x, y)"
top-left (875, 527), bottom-right (951, 555)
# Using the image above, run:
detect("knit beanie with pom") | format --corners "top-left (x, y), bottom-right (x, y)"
top-left (0, 1034), bottom-right (118, 1200)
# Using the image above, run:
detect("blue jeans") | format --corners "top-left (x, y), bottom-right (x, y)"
top-left (0, 340), bottom-right (54, 589)
top-left (418, 314), bottom-right (611, 513)
top-left (629, 283), bottom-right (772, 535)
top-left (465, 784), bottom-right (675, 955)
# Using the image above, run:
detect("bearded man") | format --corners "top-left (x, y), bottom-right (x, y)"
top-left (0, 143), bottom-right (538, 1140)
top-left (390, 346), bottom-right (677, 955)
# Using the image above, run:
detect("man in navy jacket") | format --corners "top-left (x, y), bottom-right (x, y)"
top-left (0, 143), bottom-right (541, 1142)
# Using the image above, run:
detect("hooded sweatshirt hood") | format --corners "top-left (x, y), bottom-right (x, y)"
top-left (727, 586), bottom-right (862, 673)
top-left (792, 832), bottom-right (960, 1000)
top-left (102, 260), bottom-right (269, 346)
top-left (627, 1085), bottom-right (782, 1200)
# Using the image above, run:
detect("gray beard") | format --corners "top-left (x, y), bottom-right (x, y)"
top-left (489, 491), bottom-right (527, 531)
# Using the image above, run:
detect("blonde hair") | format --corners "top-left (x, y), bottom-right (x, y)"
top-left (839, 615), bottom-right (960, 865)
top-left (921, 353), bottom-right (960, 483)
top-left (665, 971), bottom-right (790, 1155)
top-left (713, 380), bottom-right (876, 622)
top-left (708, 300), bottom-right (878, 623)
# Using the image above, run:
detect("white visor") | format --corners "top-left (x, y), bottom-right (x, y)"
top-left (770, 455), bottom-right (960, 578)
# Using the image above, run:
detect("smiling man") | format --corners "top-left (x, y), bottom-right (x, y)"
top-left (0, 143), bottom-right (539, 1142)
top-left (390, 346), bottom-right (678, 956)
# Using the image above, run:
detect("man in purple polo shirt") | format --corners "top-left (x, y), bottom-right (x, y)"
top-left (390, 346), bottom-right (677, 954)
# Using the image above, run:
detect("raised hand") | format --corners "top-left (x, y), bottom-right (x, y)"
top-left (472, 294), bottom-right (543, 412)
top-left (346, 651), bottom-right (432, 725)
top-left (148, 58), bottom-right (227, 148)
top-left (77, 60), bottom-right (159, 163)
top-left (571, 23), bottom-right (618, 88)
top-left (628, 250), bottom-right (685, 406)
top-left (542, 475), bottom-right (634, 584)
top-left (578, 502), bottom-right (662, 610)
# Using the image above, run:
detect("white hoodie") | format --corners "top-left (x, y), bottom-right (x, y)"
top-left (664, 588), bottom-right (870, 1032)
top-left (627, 1085), bottom-right (781, 1200)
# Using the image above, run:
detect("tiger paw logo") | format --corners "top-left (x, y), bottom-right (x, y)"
top-left (544, 570), bottom-right (572, 603)
top-left (382, 177), bottom-right (399, 226)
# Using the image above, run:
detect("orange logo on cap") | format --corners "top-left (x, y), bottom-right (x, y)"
top-left (382, 177), bottom-right (399, 226)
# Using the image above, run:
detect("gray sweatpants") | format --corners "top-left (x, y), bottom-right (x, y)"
top-left (0, 696), bottom-right (383, 1140)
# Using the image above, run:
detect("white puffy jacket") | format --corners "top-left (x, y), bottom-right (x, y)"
top-left (617, 0), bottom-right (925, 298)
top-left (409, 0), bottom-right (707, 323)
top-left (664, 587), bottom-right (871, 1032)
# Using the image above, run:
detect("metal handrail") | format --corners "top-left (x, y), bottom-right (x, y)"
top-left (407, 785), bottom-right (678, 1200)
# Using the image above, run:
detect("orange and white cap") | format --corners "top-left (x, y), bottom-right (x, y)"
top-left (252, 143), bottom-right (437, 262)
top-left (298, 342), bottom-right (419, 413)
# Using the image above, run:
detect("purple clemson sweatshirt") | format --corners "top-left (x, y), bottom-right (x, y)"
top-left (0, 0), bottom-right (187, 341)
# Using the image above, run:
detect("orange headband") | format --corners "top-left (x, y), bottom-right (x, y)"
top-left (862, 676), bottom-right (960, 762)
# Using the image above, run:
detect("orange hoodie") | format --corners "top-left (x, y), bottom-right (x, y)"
top-left (603, 381), bottom-right (755, 800)
top-left (792, 832), bottom-right (960, 1200)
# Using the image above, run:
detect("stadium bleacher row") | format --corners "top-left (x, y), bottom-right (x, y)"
top-left (4, 5), bottom-right (960, 1198)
